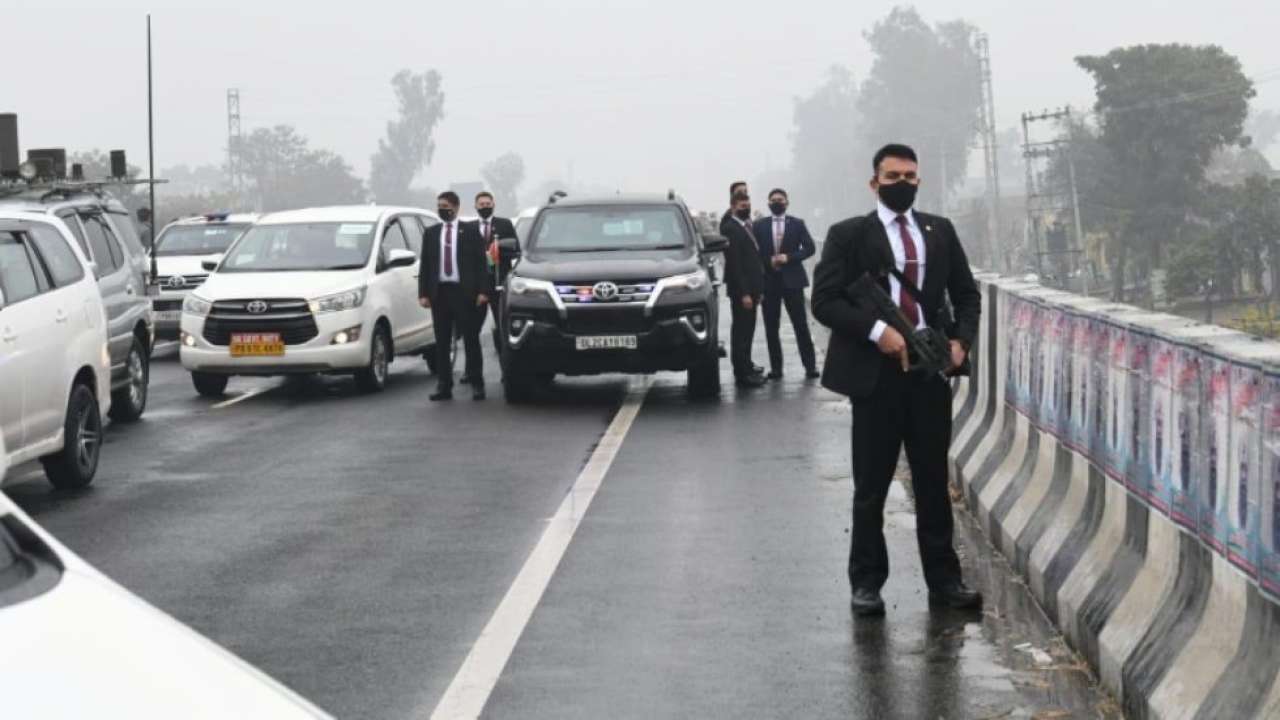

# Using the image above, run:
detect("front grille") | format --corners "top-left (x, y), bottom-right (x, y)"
top-left (202, 298), bottom-right (318, 346)
top-left (555, 279), bottom-right (657, 305)
top-left (157, 273), bottom-right (209, 290)
top-left (563, 307), bottom-right (651, 335)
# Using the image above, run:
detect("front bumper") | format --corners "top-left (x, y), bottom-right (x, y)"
top-left (178, 308), bottom-right (370, 376)
top-left (151, 290), bottom-right (187, 337)
top-left (504, 309), bottom-right (713, 375)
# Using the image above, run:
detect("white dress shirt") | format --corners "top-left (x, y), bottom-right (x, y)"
top-left (438, 220), bottom-right (461, 283)
top-left (772, 215), bottom-right (786, 253)
top-left (869, 201), bottom-right (927, 342)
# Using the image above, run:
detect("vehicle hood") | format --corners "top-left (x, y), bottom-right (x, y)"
top-left (514, 249), bottom-right (699, 282)
top-left (195, 270), bottom-right (367, 301)
top-left (0, 494), bottom-right (330, 718)
top-left (154, 254), bottom-right (222, 277)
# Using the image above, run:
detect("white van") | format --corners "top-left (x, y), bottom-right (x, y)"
top-left (179, 206), bottom-right (442, 396)
top-left (0, 211), bottom-right (112, 489)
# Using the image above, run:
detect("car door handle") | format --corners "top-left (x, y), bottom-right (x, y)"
top-left (1, 327), bottom-right (15, 342)
top-left (54, 309), bottom-right (69, 324)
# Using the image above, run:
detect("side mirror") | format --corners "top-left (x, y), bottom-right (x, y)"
top-left (497, 236), bottom-right (521, 257)
top-left (701, 234), bottom-right (730, 253)
top-left (386, 248), bottom-right (417, 269)
top-left (201, 259), bottom-right (219, 272)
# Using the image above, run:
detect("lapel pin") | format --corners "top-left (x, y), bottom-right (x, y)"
top-left (925, 225), bottom-right (933, 232)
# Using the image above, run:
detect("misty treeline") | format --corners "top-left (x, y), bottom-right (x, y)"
top-left (153, 68), bottom-right (527, 221)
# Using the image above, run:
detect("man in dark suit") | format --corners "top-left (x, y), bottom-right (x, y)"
top-left (722, 191), bottom-right (767, 388)
top-left (719, 181), bottom-right (748, 234)
top-left (811, 143), bottom-right (983, 616)
top-left (753, 188), bottom-right (819, 380)
top-left (473, 191), bottom-right (518, 358)
top-left (418, 191), bottom-right (493, 401)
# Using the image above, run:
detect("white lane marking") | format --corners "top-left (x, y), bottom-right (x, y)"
top-left (427, 378), bottom-right (651, 720)
top-left (210, 387), bottom-right (269, 409)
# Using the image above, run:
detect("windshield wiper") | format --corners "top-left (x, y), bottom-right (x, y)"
top-left (649, 244), bottom-right (687, 250)
top-left (323, 263), bottom-right (367, 270)
top-left (555, 246), bottom-right (629, 253)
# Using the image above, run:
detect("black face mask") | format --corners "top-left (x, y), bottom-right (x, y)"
top-left (438, 208), bottom-right (456, 222)
top-left (768, 202), bottom-right (787, 216)
top-left (877, 181), bottom-right (918, 214)
top-left (734, 207), bottom-right (752, 221)
top-left (477, 207), bottom-right (494, 220)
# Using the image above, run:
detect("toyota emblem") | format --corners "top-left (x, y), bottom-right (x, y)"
top-left (167, 274), bottom-right (186, 289)
top-left (592, 282), bottom-right (619, 302)
top-left (246, 300), bottom-right (269, 314)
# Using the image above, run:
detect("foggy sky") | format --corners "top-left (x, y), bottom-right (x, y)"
top-left (6, 0), bottom-right (1279, 213)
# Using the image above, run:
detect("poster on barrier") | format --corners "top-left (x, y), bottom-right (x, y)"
top-left (1004, 293), bottom-right (1018, 409)
top-left (1103, 321), bottom-right (1129, 483)
top-left (1125, 332), bottom-right (1151, 500)
top-left (1226, 361), bottom-right (1263, 576)
top-left (1030, 303), bottom-right (1049, 426)
top-left (1068, 313), bottom-right (1092, 453)
top-left (1045, 310), bottom-right (1070, 438)
top-left (1013, 299), bottom-right (1034, 416)
top-left (1260, 371), bottom-right (1280, 601)
top-left (1199, 354), bottom-right (1233, 554)
top-left (1089, 317), bottom-right (1111, 465)
top-left (1148, 338), bottom-right (1178, 515)
top-left (1169, 344), bottom-right (1201, 530)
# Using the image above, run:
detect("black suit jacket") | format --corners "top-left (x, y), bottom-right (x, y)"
top-left (811, 210), bottom-right (981, 399)
top-left (722, 216), bottom-right (766, 300)
top-left (752, 215), bottom-right (817, 291)
top-left (418, 221), bottom-right (494, 301)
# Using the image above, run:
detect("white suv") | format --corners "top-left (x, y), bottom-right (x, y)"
top-left (150, 212), bottom-right (258, 340)
top-left (179, 206), bottom-right (441, 396)
top-left (0, 211), bottom-right (112, 489)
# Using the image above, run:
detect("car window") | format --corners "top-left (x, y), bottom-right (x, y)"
top-left (107, 212), bottom-right (146, 259)
top-left (0, 232), bottom-right (44, 305)
top-left (58, 213), bottom-right (90, 258)
top-left (221, 223), bottom-right (375, 272)
top-left (407, 216), bottom-right (434, 255)
top-left (154, 223), bottom-right (250, 256)
top-left (383, 220), bottom-right (409, 252)
top-left (80, 214), bottom-right (121, 276)
top-left (530, 206), bottom-right (690, 252)
top-left (29, 224), bottom-right (86, 287)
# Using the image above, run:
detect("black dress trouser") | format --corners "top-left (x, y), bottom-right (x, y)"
top-left (729, 296), bottom-right (759, 379)
top-left (761, 287), bottom-right (817, 373)
top-left (848, 358), bottom-right (962, 591)
top-left (431, 283), bottom-right (483, 390)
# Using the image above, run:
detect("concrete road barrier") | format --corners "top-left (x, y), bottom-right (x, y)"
top-left (948, 274), bottom-right (1280, 719)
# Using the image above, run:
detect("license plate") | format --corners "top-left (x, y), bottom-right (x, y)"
top-left (230, 333), bottom-right (285, 357)
top-left (155, 310), bottom-right (181, 322)
top-left (575, 335), bottom-right (637, 351)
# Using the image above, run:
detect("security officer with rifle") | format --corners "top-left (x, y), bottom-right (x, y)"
top-left (811, 143), bottom-right (983, 617)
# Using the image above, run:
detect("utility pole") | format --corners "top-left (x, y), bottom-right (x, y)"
top-left (1021, 106), bottom-right (1085, 291)
top-left (226, 88), bottom-right (242, 201)
top-left (975, 33), bottom-right (1002, 272)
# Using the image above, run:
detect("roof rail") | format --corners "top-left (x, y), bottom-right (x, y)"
top-left (0, 176), bottom-right (167, 202)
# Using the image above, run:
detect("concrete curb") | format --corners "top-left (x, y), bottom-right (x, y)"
top-left (948, 274), bottom-right (1280, 719)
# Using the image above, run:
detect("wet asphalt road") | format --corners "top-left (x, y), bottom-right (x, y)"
top-left (5, 312), bottom-right (1120, 719)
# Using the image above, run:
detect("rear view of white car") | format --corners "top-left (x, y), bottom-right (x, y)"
top-left (150, 212), bottom-right (258, 340)
top-left (0, 211), bottom-right (111, 489)
top-left (179, 206), bottom-right (441, 396)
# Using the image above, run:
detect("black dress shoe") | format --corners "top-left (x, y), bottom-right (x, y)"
top-left (472, 386), bottom-right (486, 401)
top-left (928, 581), bottom-right (983, 610)
top-left (735, 374), bottom-right (767, 389)
top-left (850, 587), bottom-right (886, 616)
top-left (767, 371), bottom-right (783, 381)
top-left (805, 368), bottom-right (821, 379)
top-left (429, 390), bottom-right (453, 401)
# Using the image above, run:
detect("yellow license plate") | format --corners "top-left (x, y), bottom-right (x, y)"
top-left (229, 333), bottom-right (285, 357)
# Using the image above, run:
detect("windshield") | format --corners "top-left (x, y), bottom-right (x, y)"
top-left (154, 224), bottom-right (250, 256)
top-left (531, 206), bottom-right (690, 253)
top-left (220, 222), bottom-right (374, 272)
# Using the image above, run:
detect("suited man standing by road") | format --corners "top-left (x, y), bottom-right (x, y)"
top-left (811, 144), bottom-right (983, 616)
top-left (719, 181), bottom-right (748, 234)
top-left (473, 191), bottom-right (518, 356)
top-left (722, 191), bottom-right (767, 388)
top-left (753, 188), bottom-right (819, 380)
top-left (418, 191), bottom-right (493, 401)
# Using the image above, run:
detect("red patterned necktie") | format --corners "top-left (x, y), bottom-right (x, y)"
top-left (484, 220), bottom-right (492, 243)
top-left (444, 223), bottom-right (454, 277)
top-left (896, 215), bottom-right (920, 326)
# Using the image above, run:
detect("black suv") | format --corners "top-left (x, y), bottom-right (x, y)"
top-left (498, 194), bottom-right (728, 401)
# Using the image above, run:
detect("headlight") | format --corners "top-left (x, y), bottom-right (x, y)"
top-left (662, 270), bottom-right (709, 292)
top-left (183, 295), bottom-right (212, 316)
top-left (309, 287), bottom-right (367, 314)
top-left (509, 276), bottom-right (555, 295)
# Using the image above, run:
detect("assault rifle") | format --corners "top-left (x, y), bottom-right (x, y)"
top-left (848, 271), bottom-right (954, 378)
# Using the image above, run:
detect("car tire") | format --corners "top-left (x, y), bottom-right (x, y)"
top-left (192, 371), bottom-right (229, 397)
top-left (108, 335), bottom-right (149, 422)
top-left (687, 346), bottom-right (722, 400)
top-left (501, 345), bottom-right (535, 404)
top-left (356, 327), bottom-right (391, 393)
top-left (41, 383), bottom-right (102, 490)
